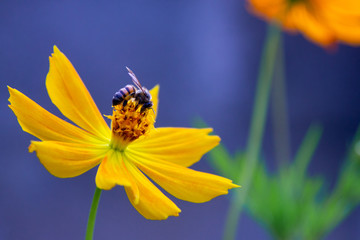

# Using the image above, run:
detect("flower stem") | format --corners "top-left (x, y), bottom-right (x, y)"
top-left (223, 24), bottom-right (281, 240)
top-left (85, 187), bottom-right (102, 240)
top-left (271, 34), bottom-right (291, 167)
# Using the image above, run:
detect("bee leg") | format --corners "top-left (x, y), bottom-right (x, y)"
top-left (140, 102), bottom-right (153, 113)
top-left (135, 103), bottom-right (141, 111)
top-left (140, 105), bottom-right (146, 113)
top-left (122, 100), bottom-right (128, 107)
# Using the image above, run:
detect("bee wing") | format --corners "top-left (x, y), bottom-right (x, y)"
top-left (126, 67), bottom-right (145, 92)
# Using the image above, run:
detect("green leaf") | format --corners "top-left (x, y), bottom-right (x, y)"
top-left (292, 124), bottom-right (322, 184)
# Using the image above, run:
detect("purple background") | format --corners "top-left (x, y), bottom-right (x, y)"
top-left (1, 0), bottom-right (360, 239)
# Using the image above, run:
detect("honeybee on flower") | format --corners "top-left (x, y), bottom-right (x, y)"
top-left (112, 67), bottom-right (154, 114)
top-left (8, 46), bottom-right (239, 220)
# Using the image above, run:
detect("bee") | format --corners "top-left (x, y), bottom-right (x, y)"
top-left (112, 67), bottom-right (154, 113)
top-left (112, 84), bottom-right (136, 107)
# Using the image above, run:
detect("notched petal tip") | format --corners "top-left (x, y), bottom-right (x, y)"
top-left (52, 45), bottom-right (62, 57)
top-left (7, 85), bottom-right (18, 104)
top-left (7, 85), bottom-right (14, 92)
top-left (28, 141), bottom-right (38, 153)
top-left (211, 134), bottom-right (221, 144)
top-left (132, 192), bottom-right (140, 205)
top-left (49, 46), bottom-right (59, 60)
top-left (7, 88), bottom-right (13, 106)
top-left (202, 127), bottom-right (221, 138)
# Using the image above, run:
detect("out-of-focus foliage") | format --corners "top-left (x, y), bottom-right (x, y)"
top-left (200, 119), bottom-right (360, 240)
top-left (248, 125), bottom-right (324, 240)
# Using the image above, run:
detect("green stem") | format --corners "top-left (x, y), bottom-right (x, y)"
top-left (85, 187), bottom-right (102, 240)
top-left (271, 34), bottom-right (291, 167)
top-left (223, 24), bottom-right (281, 240)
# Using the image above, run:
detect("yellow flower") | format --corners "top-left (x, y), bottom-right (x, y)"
top-left (248, 0), bottom-right (360, 47)
top-left (8, 46), bottom-right (238, 220)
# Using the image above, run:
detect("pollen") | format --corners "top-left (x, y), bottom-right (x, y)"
top-left (109, 99), bottom-right (155, 150)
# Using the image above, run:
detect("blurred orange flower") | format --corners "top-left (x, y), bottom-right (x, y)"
top-left (248, 0), bottom-right (360, 47)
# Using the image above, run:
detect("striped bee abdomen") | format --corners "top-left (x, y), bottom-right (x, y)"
top-left (112, 84), bottom-right (136, 106)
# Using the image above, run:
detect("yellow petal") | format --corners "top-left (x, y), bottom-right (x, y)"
top-left (46, 46), bottom-right (110, 140)
top-left (130, 127), bottom-right (220, 167)
top-left (8, 86), bottom-right (103, 144)
top-left (123, 159), bottom-right (181, 220)
top-left (95, 150), bottom-right (139, 203)
top-left (149, 85), bottom-right (159, 119)
top-left (29, 141), bottom-right (108, 178)
top-left (127, 151), bottom-right (239, 203)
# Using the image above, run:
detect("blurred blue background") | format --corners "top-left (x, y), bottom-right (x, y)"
top-left (1, 0), bottom-right (360, 239)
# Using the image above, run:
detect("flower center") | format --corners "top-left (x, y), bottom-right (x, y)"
top-left (109, 99), bottom-right (155, 151)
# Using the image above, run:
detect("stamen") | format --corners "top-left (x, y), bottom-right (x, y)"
top-left (109, 99), bottom-right (155, 151)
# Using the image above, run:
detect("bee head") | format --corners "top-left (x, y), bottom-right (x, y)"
top-left (143, 88), bottom-right (152, 101)
top-left (135, 87), bottom-right (151, 103)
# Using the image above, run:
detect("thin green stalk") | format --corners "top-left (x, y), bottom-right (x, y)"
top-left (271, 34), bottom-right (291, 167)
top-left (223, 24), bottom-right (281, 240)
top-left (85, 187), bottom-right (102, 240)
